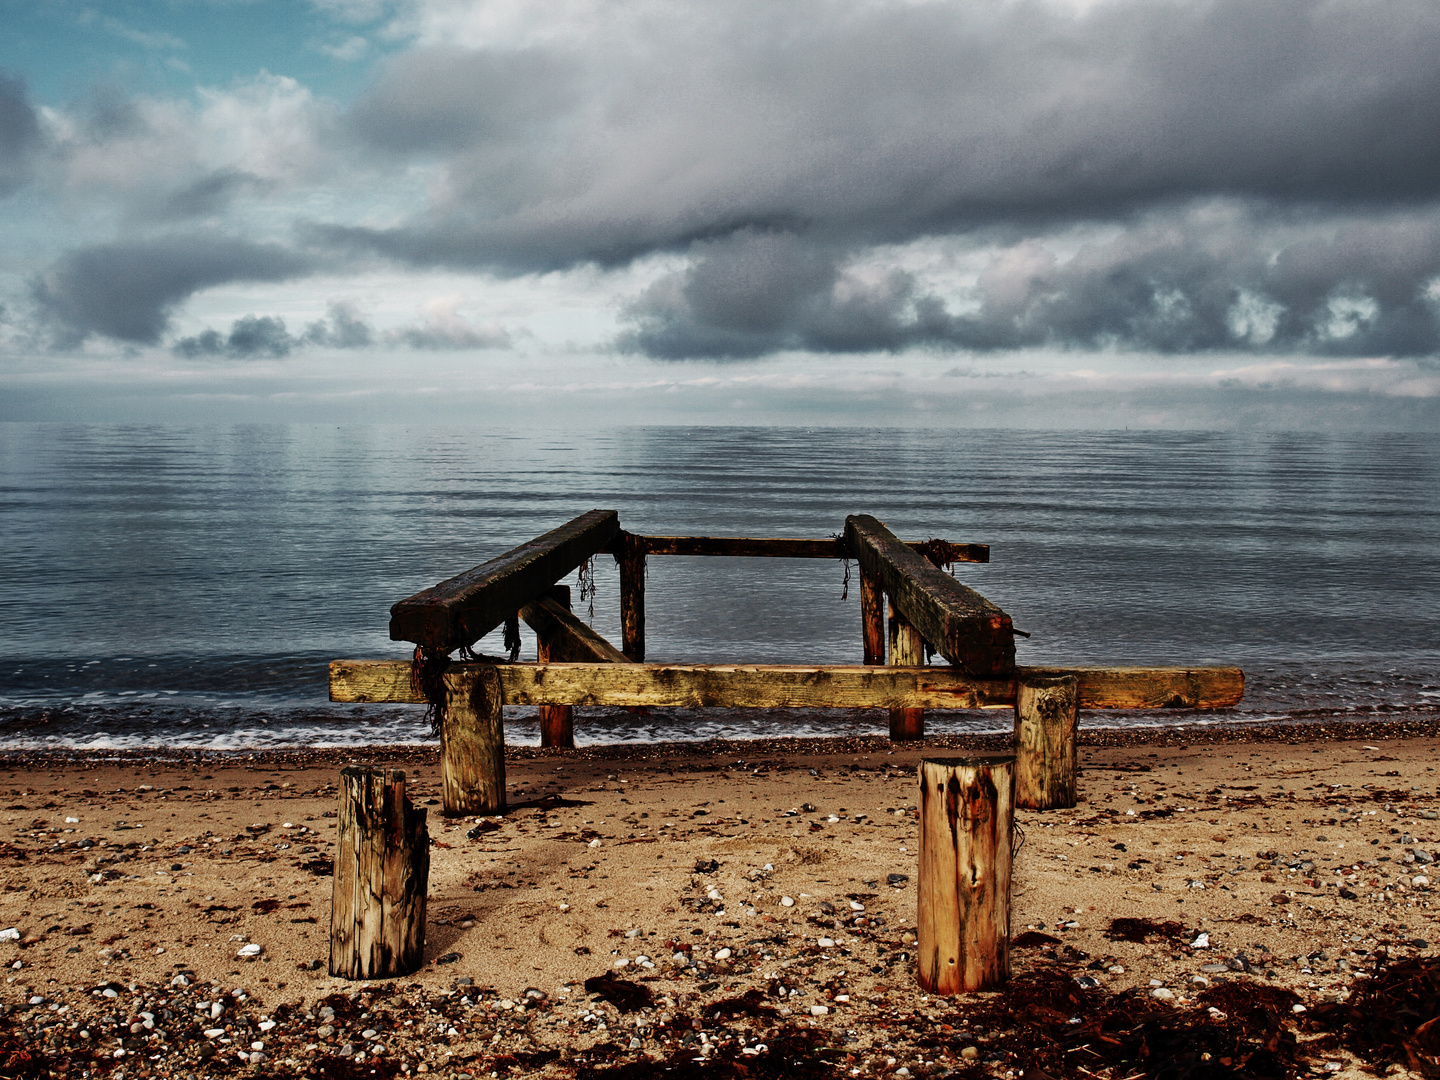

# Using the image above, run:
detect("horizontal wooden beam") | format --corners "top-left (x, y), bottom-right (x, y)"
top-left (844, 515), bottom-right (1015, 677)
top-left (389, 510), bottom-right (621, 653)
top-left (518, 596), bottom-right (630, 665)
top-left (599, 534), bottom-right (988, 562)
top-left (330, 661), bottom-right (1243, 712)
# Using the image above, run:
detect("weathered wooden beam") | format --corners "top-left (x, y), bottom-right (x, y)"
top-left (330, 661), bottom-right (1243, 711)
top-left (529, 586), bottom-right (576, 749)
top-left (389, 509), bottom-right (621, 653)
top-left (844, 514), bottom-right (1014, 677)
top-left (519, 595), bottom-right (630, 664)
top-left (860, 567), bottom-right (885, 666)
top-left (598, 535), bottom-right (988, 562)
top-left (617, 533), bottom-right (646, 662)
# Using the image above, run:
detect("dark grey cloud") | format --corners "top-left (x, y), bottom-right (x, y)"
top-left (0, 71), bottom-right (43, 197)
top-left (174, 315), bottom-right (295, 359)
top-left (619, 213), bottom-right (1440, 359)
top-left (322, 0), bottom-right (1440, 275)
top-left (162, 170), bottom-right (265, 220)
top-left (31, 234), bottom-right (317, 344)
top-left (302, 301), bottom-right (374, 348)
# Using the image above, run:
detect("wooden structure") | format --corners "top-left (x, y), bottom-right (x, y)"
top-left (331, 510), bottom-right (1243, 816)
top-left (329, 767), bottom-right (429, 979)
top-left (917, 753), bottom-right (1015, 993)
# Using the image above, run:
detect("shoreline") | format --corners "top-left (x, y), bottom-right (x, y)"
top-left (1, 719), bottom-right (1438, 1078)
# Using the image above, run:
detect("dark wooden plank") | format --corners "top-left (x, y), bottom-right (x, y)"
top-left (598, 535), bottom-right (988, 562)
top-left (617, 533), bottom-right (646, 661)
top-left (330, 660), bottom-right (1243, 711)
top-left (389, 509), bottom-right (620, 652)
top-left (844, 514), bottom-right (1015, 677)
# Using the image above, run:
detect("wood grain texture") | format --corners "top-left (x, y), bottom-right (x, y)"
top-left (917, 754), bottom-right (1014, 993)
top-left (845, 514), bottom-right (1015, 677)
top-left (329, 767), bottom-right (428, 980)
top-left (617, 534), bottom-right (646, 662)
top-left (598, 535), bottom-right (989, 562)
top-left (389, 509), bottom-right (621, 652)
top-left (888, 599), bottom-right (926, 741)
top-left (330, 661), bottom-right (1244, 711)
top-left (519, 595), bottom-right (630, 664)
top-left (441, 666), bottom-right (506, 816)
top-left (530, 586), bottom-right (575, 749)
top-left (1014, 674), bottom-right (1079, 811)
top-left (860, 567), bottom-right (885, 666)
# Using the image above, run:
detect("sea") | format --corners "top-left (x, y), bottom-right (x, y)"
top-left (1, 424), bottom-right (1437, 751)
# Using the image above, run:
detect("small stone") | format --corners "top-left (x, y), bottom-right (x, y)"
top-left (1293, 1004), bottom-right (1307, 1014)
top-left (1191, 932), bottom-right (1210, 948)
top-left (317, 1025), bottom-right (335, 1038)
top-left (780, 896), bottom-right (795, 908)
top-left (1201, 962), bottom-right (1229, 973)
top-left (714, 948), bottom-right (731, 960)
top-left (960, 1047), bottom-right (979, 1060)
top-left (1413, 875), bottom-right (1431, 887)
top-left (809, 1005), bottom-right (829, 1016)
top-left (204, 1028), bottom-right (225, 1038)
top-left (237, 943), bottom-right (263, 959)
top-left (818, 937), bottom-right (835, 948)
top-left (1151, 987), bottom-right (1175, 1001)
top-left (849, 901), bottom-right (865, 912)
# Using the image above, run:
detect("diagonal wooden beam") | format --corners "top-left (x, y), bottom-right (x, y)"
top-left (389, 509), bottom-right (621, 653)
top-left (843, 514), bottom-right (1015, 677)
top-left (518, 595), bottom-right (630, 665)
top-left (599, 535), bottom-right (989, 562)
top-left (329, 660), bottom-right (1243, 712)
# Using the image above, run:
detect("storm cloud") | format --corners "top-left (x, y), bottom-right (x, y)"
top-left (31, 234), bottom-right (317, 344)
top-left (619, 211), bottom-right (1440, 359)
top-left (0, 72), bottom-right (43, 197)
top-left (326, 0), bottom-right (1440, 275)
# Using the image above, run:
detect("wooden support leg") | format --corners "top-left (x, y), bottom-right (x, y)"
top-left (442, 665), bottom-right (506, 816)
top-left (329, 766), bottom-right (429, 979)
top-left (861, 567), bottom-right (885, 665)
top-left (1013, 673), bottom-right (1079, 810)
top-left (888, 599), bottom-right (925, 741)
top-left (917, 753), bottom-right (1015, 994)
top-left (536, 587), bottom-right (576, 749)
top-left (619, 542), bottom-right (646, 663)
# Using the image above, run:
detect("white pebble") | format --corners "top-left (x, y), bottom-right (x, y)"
top-left (849, 901), bottom-right (865, 912)
top-left (236, 943), bottom-right (263, 959)
top-left (1293, 1004), bottom-right (1307, 1014)
top-left (818, 938), bottom-right (835, 948)
top-left (714, 948), bottom-right (731, 960)
top-left (1150, 987), bottom-right (1175, 1001)
top-left (1191, 932), bottom-right (1210, 948)
top-left (780, 896), bottom-right (795, 907)
top-left (809, 1005), bottom-right (829, 1016)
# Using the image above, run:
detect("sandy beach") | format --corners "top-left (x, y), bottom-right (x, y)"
top-left (2, 717), bottom-right (1439, 1079)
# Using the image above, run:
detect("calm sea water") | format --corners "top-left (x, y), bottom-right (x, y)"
top-left (1, 424), bottom-right (1437, 750)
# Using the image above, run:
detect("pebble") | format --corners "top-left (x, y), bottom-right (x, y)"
top-left (818, 938), bottom-right (835, 948)
top-left (961, 1047), bottom-right (979, 1060)
top-left (714, 948), bottom-right (732, 960)
top-left (236, 943), bottom-right (263, 959)
top-left (1150, 988), bottom-right (1176, 1002)
top-left (809, 1005), bottom-right (829, 1016)
top-left (780, 896), bottom-right (795, 907)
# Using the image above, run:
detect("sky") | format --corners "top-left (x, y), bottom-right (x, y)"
top-left (3, 0), bottom-right (1440, 428)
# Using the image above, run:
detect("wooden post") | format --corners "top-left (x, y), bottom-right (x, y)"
top-left (860, 567), bottom-right (885, 665)
top-left (442, 665), bottom-right (505, 816)
top-left (917, 753), bottom-right (1015, 994)
top-left (618, 536), bottom-right (646, 663)
top-left (1014, 673), bottom-right (1079, 810)
top-left (888, 599), bottom-right (925, 741)
top-left (535, 586), bottom-right (576, 749)
top-left (330, 767), bottom-right (429, 980)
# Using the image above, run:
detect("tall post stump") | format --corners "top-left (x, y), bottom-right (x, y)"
top-left (619, 538), bottom-right (646, 663)
top-left (1014, 673), bottom-right (1079, 810)
top-left (917, 753), bottom-right (1015, 994)
top-left (860, 567), bottom-right (885, 666)
top-left (330, 767), bottom-right (429, 979)
top-left (536, 586), bottom-right (576, 749)
top-left (443, 664), bottom-right (506, 816)
top-left (888, 600), bottom-right (926, 741)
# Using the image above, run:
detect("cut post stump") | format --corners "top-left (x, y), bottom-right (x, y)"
top-left (888, 600), bottom-right (926, 741)
top-left (443, 665), bottom-right (505, 816)
top-left (917, 753), bottom-right (1015, 994)
top-left (1014, 673), bottom-right (1079, 810)
top-left (329, 767), bottom-right (429, 980)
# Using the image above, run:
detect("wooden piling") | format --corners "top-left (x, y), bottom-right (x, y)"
top-left (860, 567), bottom-right (885, 666)
top-left (442, 665), bottom-right (506, 816)
top-left (917, 753), bottom-right (1015, 994)
top-left (329, 767), bottom-right (429, 980)
top-left (1014, 673), bottom-right (1079, 810)
top-left (535, 586), bottom-right (576, 749)
top-left (619, 536), bottom-right (646, 663)
top-left (888, 599), bottom-right (926, 741)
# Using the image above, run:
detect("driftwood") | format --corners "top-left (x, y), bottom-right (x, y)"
top-left (332, 660), bottom-right (1244, 711)
top-left (917, 753), bottom-right (1015, 993)
top-left (1014, 673), bottom-right (1080, 810)
top-left (844, 514), bottom-right (1015, 677)
top-left (389, 509), bottom-right (620, 653)
top-left (330, 767), bottom-right (429, 979)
